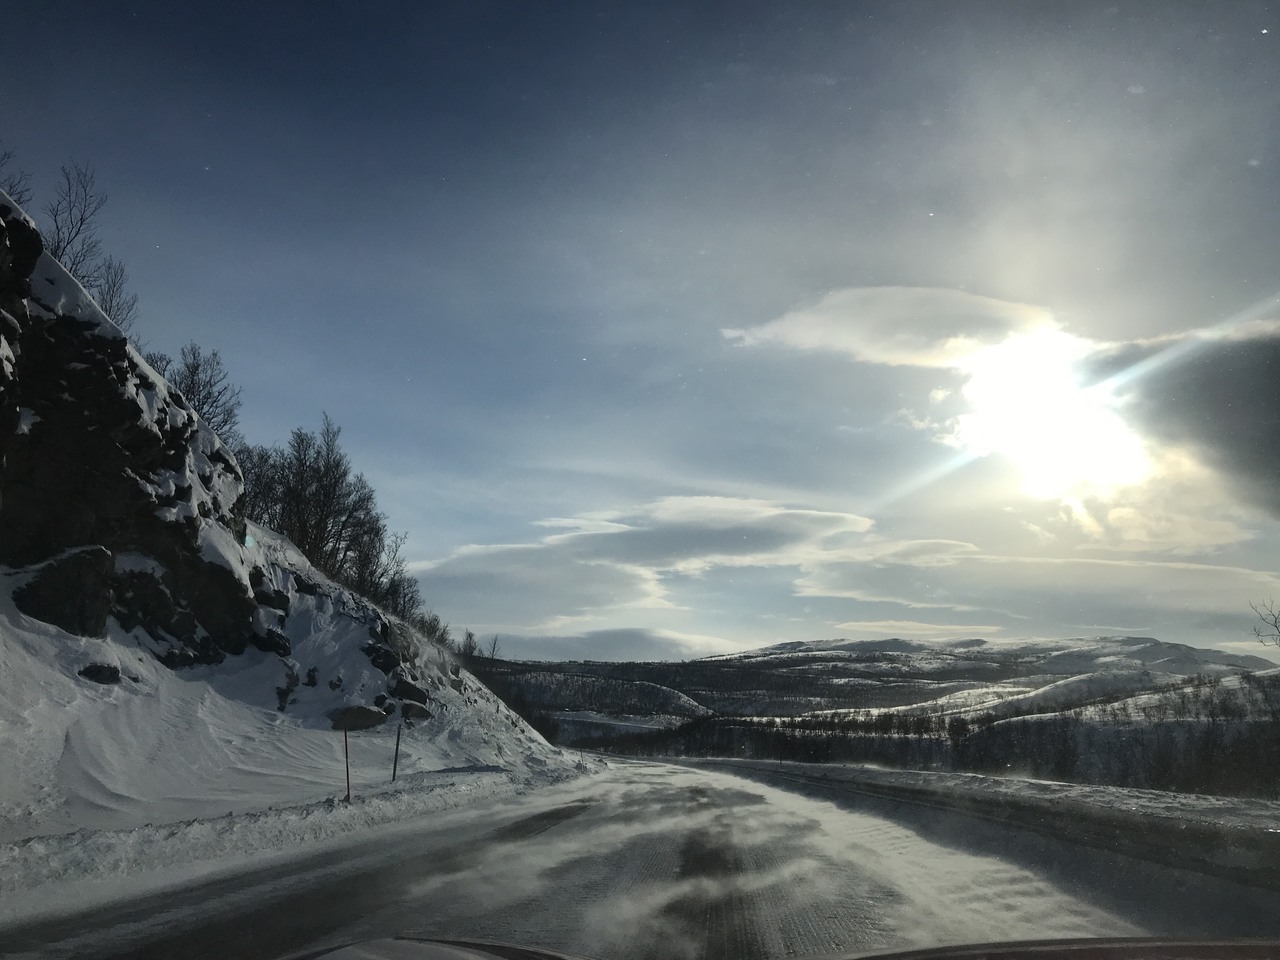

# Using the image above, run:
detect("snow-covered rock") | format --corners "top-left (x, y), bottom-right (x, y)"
top-left (0, 189), bottom-right (581, 844)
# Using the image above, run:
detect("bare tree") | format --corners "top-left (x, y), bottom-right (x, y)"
top-left (0, 145), bottom-right (32, 206)
top-left (485, 634), bottom-right (502, 660)
top-left (232, 441), bottom-right (279, 526)
top-left (152, 342), bottom-right (243, 443)
top-left (459, 630), bottom-right (479, 659)
top-left (43, 163), bottom-right (107, 286)
top-left (1252, 599), bottom-right (1280, 647)
top-left (88, 256), bottom-right (139, 332)
top-left (233, 412), bottom-right (429, 626)
top-left (5, 155), bottom-right (142, 334)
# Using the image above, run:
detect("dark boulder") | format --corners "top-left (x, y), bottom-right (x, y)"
top-left (293, 573), bottom-right (320, 596)
top-left (391, 677), bottom-right (430, 705)
top-left (362, 642), bottom-right (400, 674)
top-left (249, 568), bottom-right (290, 612)
top-left (329, 705), bottom-right (388, 731)
top-left (253, 587), bottom-right (289, 612)
top-left (13, 546), bottom-right (114, 636)
top-left (77, 662), bottom-right (121, 684)
top-left (0, 201), bottom-right (41, 321)
top-left (251, 628), bottom-right (292, 657)
top-left (276, 662), bottom-right (300, 712)
top-left (401, 701), bottom-right (434, 720)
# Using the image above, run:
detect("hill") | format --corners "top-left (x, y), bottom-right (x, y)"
top-left (0, 191), bottom-right (576, 844)
top-left (470, 634), bottom-right (1280, 797)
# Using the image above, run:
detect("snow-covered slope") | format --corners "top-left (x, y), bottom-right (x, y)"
top-left (731, 635), bottom-right (1275, 676)
top-left (722, 636), bottom-right (1276, 722)
top-left (0, 541), bottom-right (571, 842)
top-left (0, 190), bottom-right (581, 846)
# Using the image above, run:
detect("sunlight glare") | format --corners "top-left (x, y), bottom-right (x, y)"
top-left (948, 325), bottom-right (1149, 499)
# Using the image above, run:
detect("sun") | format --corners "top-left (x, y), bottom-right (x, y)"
top-left (947, 325), bottom-right (1150, 499)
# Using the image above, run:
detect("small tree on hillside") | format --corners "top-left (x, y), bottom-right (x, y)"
top-left (1252, 599), bottom-right (1280, 648)
top-left (0, 144), bottom-right (32, 206)
top-left (232, 441), bottom-right (278, 523)
top-left (151, 342), bottom-right (243, 444)
top-left (43, 163), bottom-right (107, 286)
top-left (91, 256), bottom-right (139, 333)
top-left (31, 158), bottom-right (143, 335)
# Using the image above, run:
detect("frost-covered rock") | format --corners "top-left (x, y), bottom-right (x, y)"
top-left (0, 189), bottom-right (579, 845)
top-left (0, 191), bottom-right (257, 663)
top-left (0, 190), bottom-right (501, 726)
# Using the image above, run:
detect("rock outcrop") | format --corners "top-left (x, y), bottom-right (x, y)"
top-left (0, 191), bottom-right (435, 728)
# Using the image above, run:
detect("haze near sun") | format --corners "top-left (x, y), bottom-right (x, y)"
top-left (949, 325), bottom-right (1150, 500)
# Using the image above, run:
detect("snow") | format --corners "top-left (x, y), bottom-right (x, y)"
top-left (0, 566), bottom-right (579, 837)
top-left (0, 200), bottom-right (597, 931)
top-left (0, 539), bottom-right (597, 929)
top-left (15, 407), bottom-right (39, 434)
top-left (840, 671), bottom-right (1161, 720)
top-left (734, 635), bottom-right (1276, 674)
top-left (698, 758), bottom-right (1280, 835)
top-left (0, 763), bottom-right (586, 929)
top-left (25, 252), bottom-right (119, 337)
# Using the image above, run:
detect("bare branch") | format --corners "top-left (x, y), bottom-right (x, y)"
top-left (165, 342), bottom-right (243, 443)
top-left (42, 163), bottom-right (108, 286)
top-left (0, 146), bottom-right (32, 206)
top-left (1252, 599), bottom-right (1280, 647)
top-left (88, 256), bottom-right (139, 332)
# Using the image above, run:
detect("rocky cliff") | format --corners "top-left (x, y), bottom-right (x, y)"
top-left (0, 191), bottom-right (440, 729)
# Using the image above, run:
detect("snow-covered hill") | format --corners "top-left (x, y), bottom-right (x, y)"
top-left (0, 531), bottom-right (572, 843)
top-left (486, 633), bottom-right (1277, 748)
top-left (0, 190), bottom-right (581, 848)
top-left (729, 635), bottom-right (1275, 677)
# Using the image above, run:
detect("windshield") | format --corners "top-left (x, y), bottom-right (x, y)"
top-left (2, 2), bottom-right (1280, 959)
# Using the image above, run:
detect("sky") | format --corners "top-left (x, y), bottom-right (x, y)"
top-left (5, 1), bottom-right (1280, 661)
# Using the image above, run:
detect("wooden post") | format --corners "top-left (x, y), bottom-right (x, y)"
top-left (344, 729), bottom-right (351, 802)
top-left (392, 721), bottom-right (403, 782)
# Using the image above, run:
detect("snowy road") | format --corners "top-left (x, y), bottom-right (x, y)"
top-left (5, 760), bottom-right (1280, 960)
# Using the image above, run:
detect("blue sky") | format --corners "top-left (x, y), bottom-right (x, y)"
top-left (6, 1), bottom-right (1280, 660)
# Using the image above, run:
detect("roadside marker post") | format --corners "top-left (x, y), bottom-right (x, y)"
top-left (392, 720), bottom-right (403, 782)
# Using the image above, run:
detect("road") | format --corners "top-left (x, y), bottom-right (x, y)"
top-left (5, 760), bottom-right (1280, 960)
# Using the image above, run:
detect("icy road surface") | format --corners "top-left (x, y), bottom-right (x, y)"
top-left (4, 761), bottom-right (1280, 960)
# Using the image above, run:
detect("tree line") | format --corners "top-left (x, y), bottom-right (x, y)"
top-left (587, 670), bottom-right (1280, 799)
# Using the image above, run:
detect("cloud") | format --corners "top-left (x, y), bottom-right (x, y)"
top-left (726, 284), bottom-right (1280, 523)
top-left (551, 497), bottom-right (874, 575)
top-left (1088, 324), bottom-right (1280, 517)
top-left (411, 544), bottom-right (671, 633)
top-left (832, 619), bottom-right (1006, 639)
top-left (413, 496), bottom-right (877, 633)
top-left (722, 286), bottom-right (1051, 368)
top-left (819, 551), bottom-right (1280, 634)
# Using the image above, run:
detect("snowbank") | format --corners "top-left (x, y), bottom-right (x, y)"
top-left (0, 760), bottom-right (595, 927)
top-left (691, 758), bottom-right (1280, 889)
